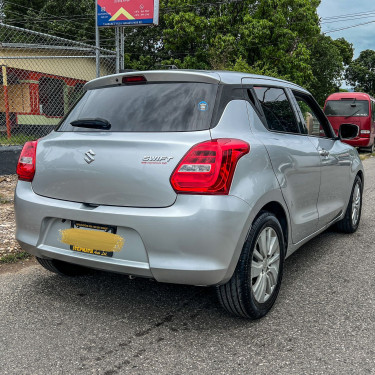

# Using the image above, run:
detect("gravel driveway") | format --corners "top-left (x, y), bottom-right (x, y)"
top-left (1, 158), bottom-right (375, 374)
top-left (0, 175), bottom-right (22, 258)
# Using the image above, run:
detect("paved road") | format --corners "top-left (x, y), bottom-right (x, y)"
top-left (1, 158), bottom-right (375, 375)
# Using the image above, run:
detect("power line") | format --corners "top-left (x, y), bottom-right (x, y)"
top-left (3, 0), bottom-right (95, 27)
top-left (324, 19), bottom-right (375, 34)
top-left (1, 12), bottom-right (341, 51)
top-left (2, 0), bottom-right (251, 42)
top-left (2, 8), bottom-right (98, 41)
top-left (7, 1), bottom-right (374, 53)
top-left (2, 0), bottom-right (323, 30)
top-left (4, 0), bottom-right (247, 20)
top-left (2, 21), bottom-right (360, 64)
top-left (321, 14), bottom-right (375, 25)
top-left (2, 18), bottom-right (158, 45)
top-left (321, 9), bottom-right (375, 21)
top-left (0, 23), bottom-right (116, 53)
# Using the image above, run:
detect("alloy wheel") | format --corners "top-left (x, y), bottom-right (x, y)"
top-left (351, 182), bottom-right (361, 226)
top-left (251, 227), bottom-right (281, 303)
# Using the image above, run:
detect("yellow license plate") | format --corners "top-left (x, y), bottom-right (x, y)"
top-left (71, 245), bottom-right (113, 257)
top-left (66, 221), bottom-right (121, 258)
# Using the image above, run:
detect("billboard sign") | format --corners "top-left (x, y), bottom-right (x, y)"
top-left (97, 0), bottom-right (159, 27)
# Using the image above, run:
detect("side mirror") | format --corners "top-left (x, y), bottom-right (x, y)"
top-left (339, 123), bottom-right (359, 140)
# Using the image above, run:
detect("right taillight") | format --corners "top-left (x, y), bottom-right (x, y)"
top-left (360, 130), bottom-right (370, 135)
top-left (16, 140), bottom-right (38, 182)
top-left (170, 138), bottom-right (250, 195)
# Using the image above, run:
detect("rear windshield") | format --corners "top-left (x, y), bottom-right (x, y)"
top-left (324, 100), bottom-right (369, 117)
top-left (58, 82), bottom-right (218, 132)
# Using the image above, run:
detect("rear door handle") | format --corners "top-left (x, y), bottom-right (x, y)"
top-left (319, 149), bottom-right (330, 157)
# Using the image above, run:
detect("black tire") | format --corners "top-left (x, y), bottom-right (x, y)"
top-left (217, 211), bottom-right (285, 319)
top-left (36, 257), bottom-right (93, 276)
top-left (336, 175), bottom-right (363, 233)
top-left (361, 143), bottom-right (375, 153)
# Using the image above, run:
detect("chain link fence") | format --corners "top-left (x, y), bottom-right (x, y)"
top-left (0, 23), bottom-right (116, 146)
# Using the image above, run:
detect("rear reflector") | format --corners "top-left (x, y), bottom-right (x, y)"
top-left (122, 75), bottom-right (147, 84)
top-left (16, 140), bottom-right (38, 182)
top-left (170, 139), bottom-right (250, 195)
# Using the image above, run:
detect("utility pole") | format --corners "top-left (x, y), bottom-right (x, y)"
top-left (1, 66), bottom-right (11, 139)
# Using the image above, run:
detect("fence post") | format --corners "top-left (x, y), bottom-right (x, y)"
top-left (115, 27), bottom-right (120, 74)
top-left (95, 0), bottom-right (100, 78)
top-left (120, 28), bottom-right (124, 70)
top-left (1, 65), bottom-right (11, 139)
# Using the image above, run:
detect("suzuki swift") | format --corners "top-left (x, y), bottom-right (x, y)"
top-left (15, 70), bottom-right (363, 319)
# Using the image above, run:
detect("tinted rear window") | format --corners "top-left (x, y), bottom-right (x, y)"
top-left (324, 100), bottom-right (369, 117)
top-left (58, 82), bottom-right (217, 132)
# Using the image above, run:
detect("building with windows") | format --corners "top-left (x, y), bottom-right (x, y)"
top-left (0, 44), bottom-right (114, 136)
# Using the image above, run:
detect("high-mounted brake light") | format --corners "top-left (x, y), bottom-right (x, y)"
top-left (170, 139), bottom-right (250, 195)
top-left (122, 75), bottom-right (147, 84)
top-left (16, 140), bottom-right (38, 182)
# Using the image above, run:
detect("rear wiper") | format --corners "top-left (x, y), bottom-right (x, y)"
top-left (345, 108), bottom-right (360, 118)
top-left (71, 118), bottom-right (111, 130)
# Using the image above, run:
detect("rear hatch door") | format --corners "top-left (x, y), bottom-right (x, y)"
top-left (32, 76), bottom-right (219, 207)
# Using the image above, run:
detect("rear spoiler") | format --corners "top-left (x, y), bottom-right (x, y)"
top-left (84, 70), bottom-right (221, 91)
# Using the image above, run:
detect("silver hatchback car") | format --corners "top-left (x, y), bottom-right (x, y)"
top-left (15, 70), bottom-right (363, 319)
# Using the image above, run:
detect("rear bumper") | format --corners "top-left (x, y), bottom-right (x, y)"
top-left (343, 137), bottom-right (372, 148)
top-left (15, 181), bottom-right (251, 286)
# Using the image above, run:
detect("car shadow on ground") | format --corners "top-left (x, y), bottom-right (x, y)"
top-left (22, 228), bottom-right (342, 334)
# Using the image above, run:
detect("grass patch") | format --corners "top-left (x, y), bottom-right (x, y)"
top-left (0, 251), bottom-right (31, 264)
top-left (0, 195), bottom-right (11, 204)
top-left (359, 152), bottom-right (375, 161)
top-left (0, 133), bottom-right (36, 146)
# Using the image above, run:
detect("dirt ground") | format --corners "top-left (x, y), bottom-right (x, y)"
top-left (0, 175), bottom-right (22, 258)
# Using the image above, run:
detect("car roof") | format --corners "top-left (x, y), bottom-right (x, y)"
top-left (84, 69), bottom-right (309, 94)
top-left (325, 92), bottom-right (375, 102)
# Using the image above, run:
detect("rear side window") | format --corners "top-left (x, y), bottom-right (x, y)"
top-left (254, 87), bottom-right (300, 134)
top-left (58, 82), bottom-right (218, 132)
top-left (293, 92), bottom-right (329, 138)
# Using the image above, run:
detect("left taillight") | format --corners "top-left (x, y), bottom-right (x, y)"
top-left (170, 138), bottom-right (250, 195)
top-left (16, 140), bottom-right (38, 182)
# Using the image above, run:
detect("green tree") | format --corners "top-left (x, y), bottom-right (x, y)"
top-left (346, 50), bottom-right (375, 96)
top-left (161, 0), bottom-right (322, 86)
top-left (309, 36), bottom-right (353, 104)
top-left (237, 0), bottom-right (321, 85)
top-left (2, 0), bottom-right (353, 99)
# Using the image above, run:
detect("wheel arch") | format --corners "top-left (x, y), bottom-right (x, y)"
top-left (357, 169), bottom-right (364, 185)
top-left (257, 201), bottom-right (289, 252)
top-left (220, 191), bottom-right (290, 285)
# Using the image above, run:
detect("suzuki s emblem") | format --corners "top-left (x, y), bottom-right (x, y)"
top-left (84, 150), bottom-right (95, 164)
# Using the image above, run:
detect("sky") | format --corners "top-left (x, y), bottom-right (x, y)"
top-left (318, 0), bottom-right (375, 58)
